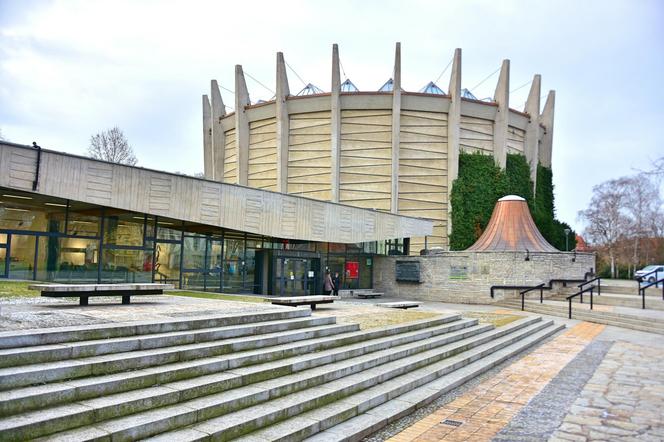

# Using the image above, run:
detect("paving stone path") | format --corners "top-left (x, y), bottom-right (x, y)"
top-left (549, 341), bottom-right (664, 442)
top-left (493, 340), bottom-right (612, 441)
top-left (386, 322), bottom-right (605, 442)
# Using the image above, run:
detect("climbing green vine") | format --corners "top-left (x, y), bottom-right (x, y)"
top-left (449, 152), bottom-right (576, 251)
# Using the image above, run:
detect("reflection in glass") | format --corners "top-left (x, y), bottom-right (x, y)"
top-left (154, 242), bottom-right (181, 282)
top-left (36, 237), bottom-right (99, 282)
top-left (104, 214), bottom-right (144, 246)
top-left (101, 248), bottom-right (152, 283)
top-left (8, 235), bottom-right (36, 280)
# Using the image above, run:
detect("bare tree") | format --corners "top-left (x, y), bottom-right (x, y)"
top-left (578, 179), bottom-right (630, 278)
top-left (88, 127), bottom-right (137, 165)
top-left (621, 173), bottom-right (663, 276)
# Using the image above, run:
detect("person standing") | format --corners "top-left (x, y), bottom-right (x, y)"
top-left (332, 272), bottom-right (340, 296)
top-left (323, 270), bottom-right (334, 295)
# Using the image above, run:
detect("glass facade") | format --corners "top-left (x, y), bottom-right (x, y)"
top-left (0, 187), bottom-right (409, 294)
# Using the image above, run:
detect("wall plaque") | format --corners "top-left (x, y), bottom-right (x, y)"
top-left (396, 260), bottom-right (421, 283)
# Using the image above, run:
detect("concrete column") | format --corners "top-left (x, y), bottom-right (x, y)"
top-left (276, 52), bottom-right (290, 193)
top-left (539, 90), bottom-right (555, 168)
top-left (446, 48), bottom-right (462, 235)
top-left (202, 95), bottom-right (212, 178)
top-left (235, 65), bottom-right (251, 186)
top-left (390, 42), bottom-right (402, 214)
top-left (524, 74), bottom-right (541, 188)
top-left (330, 44), bottom-right (341, 203)
top-left (211, 80), bottom-right (226, 181)
top-left (492, 59), bottom-right (510, 169)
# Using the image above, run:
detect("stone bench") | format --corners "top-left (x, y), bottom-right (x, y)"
top-left (377, 301), bottom-right (419, 309)
top-left (266, 295), bottom-right (336, 310)
top-left (338, 289), bottom-right (384, 299)
top-left (29, 283), bottom-right (175, 306)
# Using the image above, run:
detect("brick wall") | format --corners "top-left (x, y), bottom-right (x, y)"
top-left (373, 251), bottom-right (595, 304)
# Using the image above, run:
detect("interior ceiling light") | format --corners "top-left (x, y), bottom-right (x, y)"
top-left (2, 194), bottom-right (32, 200)
top-left (158, 221), bottom-right (175, 226)
top-left (6, 208), bottom-right (29, 212)
top-left (44, 202), bottom-right (67, 207)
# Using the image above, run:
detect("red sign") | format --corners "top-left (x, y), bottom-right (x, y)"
top-left (345, 261), bottom-right (359, 279)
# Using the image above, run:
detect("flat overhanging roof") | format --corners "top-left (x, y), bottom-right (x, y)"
top-left (0, 142), bottom-right (433, 243)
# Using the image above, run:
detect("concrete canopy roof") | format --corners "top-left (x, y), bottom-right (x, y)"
top-left (0, 142), bottom-right (432, 243)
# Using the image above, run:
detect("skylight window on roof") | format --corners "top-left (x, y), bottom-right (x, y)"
top-left (418, 81), bottom-right (445, 95)
top-left (461, 88), bottom-right (477, 100)
top-left (296, 83), bottom-right (325, 96)
top-left (340, 79), bottom-right (359, 92)
top-left (378, 78), bottom-right (393, 92)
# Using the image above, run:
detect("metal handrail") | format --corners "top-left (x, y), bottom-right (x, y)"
top-left (636, 268), bottom-right (660, 284)
top-left (565, 285), bottom-right (596, 319)
top-left (519, 283), bottom-right (546, 311)
top-left (579, 277), bottom-right (601, 295)
top-left (638, 277), bottom-right (664, 309)
top-left (490, 284), bottom-right (549, 299)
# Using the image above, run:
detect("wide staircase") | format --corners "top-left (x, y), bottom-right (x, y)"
top-left (0, 308), bottom-right (562, 441)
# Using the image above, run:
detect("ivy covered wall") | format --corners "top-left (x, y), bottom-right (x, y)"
top-left (449, 152), bottom-right (576, 251)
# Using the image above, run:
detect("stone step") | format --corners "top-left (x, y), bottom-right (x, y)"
top-left (0, 322), bottom-right (359, 391)
top-left (550, 292), bottom-right (664, 311)
top-left (0, 309), bottom-right (311, 349)
top-left (0, 315), bottom-right (462, 416)
top-left (144, 318), bottom-right (556, 442)
top-left (303, 321), bottom-right (564, 442)
top-left (0, 316), bottom-right (338, 369)
top-left (2, 319), bottom-right (486, 440)
top-left (500, 300), bottom-right (664, 334)
top-left (45, 318), bottom-right (546, 441)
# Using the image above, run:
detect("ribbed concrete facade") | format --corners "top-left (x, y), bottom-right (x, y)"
top-left (203, 43), bottom-right (556, 253)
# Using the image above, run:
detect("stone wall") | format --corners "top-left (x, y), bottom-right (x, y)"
top-left (373, 251), bottom-right (595, 304)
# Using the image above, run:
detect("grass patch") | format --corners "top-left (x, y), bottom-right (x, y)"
top-left (165, 290), bottom-right (266, 304)
top-left (339, 311), bottom-right (439, 330)
top-left (0, 281), bottom-right (39, 298)
top-left (461, 311), bottom-right (523, 327)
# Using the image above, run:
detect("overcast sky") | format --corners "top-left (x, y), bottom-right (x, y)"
top-left (1, 0), bottom-right (662, 231)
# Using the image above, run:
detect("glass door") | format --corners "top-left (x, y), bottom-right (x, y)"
top-left (8, 234), bottom-right (37, 280)
top-left (275, 257), bottom-right (317, 297)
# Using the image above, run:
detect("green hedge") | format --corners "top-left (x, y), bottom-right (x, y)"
top-left (449, 152), bottom-right (576, 251)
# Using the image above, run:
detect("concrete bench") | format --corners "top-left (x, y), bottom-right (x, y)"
top-left (266, 295), bottom-right (336, 310)
top-left (377, 301), bottom-right (419, 309)
top-left (338, 290), bottom-right (384, 299)
top-left (29, 283), bottom-right (175, 306)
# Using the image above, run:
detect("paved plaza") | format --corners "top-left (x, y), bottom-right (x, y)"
top-left (1, 290), bottom-right (663, 440)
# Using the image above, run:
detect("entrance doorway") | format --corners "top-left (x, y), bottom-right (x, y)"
top-left (275, 257), bottom-right (318, 297)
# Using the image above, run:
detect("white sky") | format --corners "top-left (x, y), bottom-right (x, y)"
top-left (1, 0), bottom-right (662, 231)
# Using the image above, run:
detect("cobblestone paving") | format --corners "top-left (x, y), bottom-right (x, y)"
top-left (386, 322), bottom-right (605, 442)
top-left (493, 340), bottom-right (612, 441)
top-left (549, 341), bottom-right (664, 442)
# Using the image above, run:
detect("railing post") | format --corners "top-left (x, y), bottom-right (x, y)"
top-left (598, 279), bottom-right (601, 296)
top-left (568, 298), bottom-right (572, 319)
top-left (642, 287), bottom-right (645, 310)
top-left (590, 287), bottom-right (593, 310)
top-left (540, 288), bottom-right (543, 304)
top-left (521, 291), bottom-right (525, 311)
top-left (580, 291), bottom-right (583, 304)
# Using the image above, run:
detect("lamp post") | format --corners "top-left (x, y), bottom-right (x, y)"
top-left (564, 228), bottom-right (571, 252)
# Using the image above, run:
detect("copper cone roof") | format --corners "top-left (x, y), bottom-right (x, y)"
top-left (466, 195), bottom-right (559, 252)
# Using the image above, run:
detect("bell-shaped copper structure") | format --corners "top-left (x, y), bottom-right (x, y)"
top-left (466, 195), bottom-right (558, 252)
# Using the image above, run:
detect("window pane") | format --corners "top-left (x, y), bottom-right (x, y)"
top-left (104, 214), bottom-right (144, 246)
top-left (0, 202), bottom-right (65, 233)
top-left (154, 242), bottom-right (181, 282)
top-left (101, 248), bottom-right (153, 283)
top-left (0, 233), bottom-right (7, 244)
top-left (156, 224), bottom-right (181, 241)
top-left (8, 234), bottom-right (36, 279)
top-left (67, 214), bottom-right (100, 237)
top-left (223, 260), bottom-right (243, 292)
top-left (209, 240), bottom-right (223, 271)
top-left (183, 236), bottom-right (207, 270)
top-left (224, 238), bottom-right (244, 261)
top-left (36, 237), bottom-right (99, 283)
